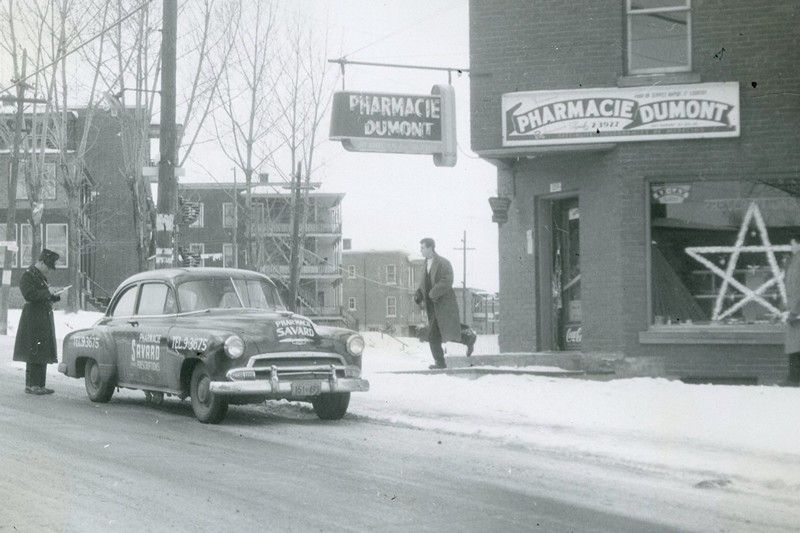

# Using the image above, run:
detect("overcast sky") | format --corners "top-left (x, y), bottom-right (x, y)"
top-left (1, 0), bottom-right (500, 292)
top-left (187, 0), bottom-right (499, 292)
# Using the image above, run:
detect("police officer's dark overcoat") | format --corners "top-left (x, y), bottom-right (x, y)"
top-left (13, 265), bottom-right (58, 364)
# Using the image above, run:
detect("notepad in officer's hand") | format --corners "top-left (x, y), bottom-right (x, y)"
top-left (54, 285), bottom-right (72, 295)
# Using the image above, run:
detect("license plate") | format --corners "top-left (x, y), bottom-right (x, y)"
top-left (291, 381), bottom-right (322, 397)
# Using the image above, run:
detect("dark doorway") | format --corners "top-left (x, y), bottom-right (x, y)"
top-left (552, 198), bottom-right (581, 351)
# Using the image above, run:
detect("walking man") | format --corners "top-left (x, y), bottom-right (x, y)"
top-left (415, 238), bottom-right (474, 369)
top-left (785, 238), bottom-right (800, 386)
top-left (13, 249), bottom-right (61, 395)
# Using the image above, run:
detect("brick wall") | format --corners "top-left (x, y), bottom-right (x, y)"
top-left (471, 0), bottom-right (800, 381)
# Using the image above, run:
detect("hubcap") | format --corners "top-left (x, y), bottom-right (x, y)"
top-left (88, 364), bottom-right (99, 388)
top-left (197, 375), bottom-right (211, 404)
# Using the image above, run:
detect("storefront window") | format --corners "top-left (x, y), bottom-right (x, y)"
top-left (650, 180), bottom-right (800, 326)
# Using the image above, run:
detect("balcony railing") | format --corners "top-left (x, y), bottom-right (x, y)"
top-left (262, 264), bottom-right (341, 276)
top-left (255, 221), bottom-right (341, 235)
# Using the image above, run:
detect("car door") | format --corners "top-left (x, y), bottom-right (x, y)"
top-left (134, 282), bottom-right (178, 389)
top-left (103, 283), bottom-right (141, 385)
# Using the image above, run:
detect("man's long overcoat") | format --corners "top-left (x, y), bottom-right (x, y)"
top-left (785, 251), bottom-right (800, 354)
top-left (13, 265), bottom-right (58, 364)
top-left (417, 254), bottom-right (461, 342)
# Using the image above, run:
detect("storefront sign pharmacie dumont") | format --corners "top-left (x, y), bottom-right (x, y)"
top-left (502, 82), bottom-right (740, 146)
top-left (329, 84), bottom-right (457, 167)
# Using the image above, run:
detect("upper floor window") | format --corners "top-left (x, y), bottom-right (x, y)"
top-left (10, 161), bottom-right (57, 200)
top-left (222, 202), bottom-right (235, 228)
top-left (385, 265), bottom-right (396, 285)
top-left (627, 0), bottom-right (691, 74)
top-left (386, 296), bottom-right (397, 318)
top-left (189, 203), bottom-right (204, 228)
top-left (347, 265), bottom-right (356, 279)
top-left (348, 297), bottom-right (357, 311)
top-left (45, 223), bottom-right (68, 268)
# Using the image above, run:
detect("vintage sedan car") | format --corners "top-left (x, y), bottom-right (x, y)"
top-left (58, 268), bottom-right (368, 423)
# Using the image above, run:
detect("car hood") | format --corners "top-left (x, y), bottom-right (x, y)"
top-left (175, 308), bottom-right (327, 353)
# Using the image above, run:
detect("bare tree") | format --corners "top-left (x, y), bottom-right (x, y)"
top-left (265, 17), bottom-right (337, 311)
top-left (214, 0), bottom-right (279, 266)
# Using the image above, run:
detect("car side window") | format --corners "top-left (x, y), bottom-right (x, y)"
top-left (137, 283), bottom-right (172, 316)
top-left (111, 286), bottom-right (138, 317)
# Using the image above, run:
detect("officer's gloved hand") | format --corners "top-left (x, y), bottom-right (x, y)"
top-left (49, 293), bottom-right (61, 302)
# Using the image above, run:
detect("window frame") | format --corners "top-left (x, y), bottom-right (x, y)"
top-left (45, 223), bottom-right (68, 269)
top-left (645, 176), bottom-right (799, 329)
top-left (188, 243), bottom-right (205, 267)
top-left (385, 264), bottom-right (397, 285)
top-left (348, 296), bottom-right (357, 311)
top-left (109, 284), bottom-right (139, 318)
top-left (222, 202), bottom-right (235, 228)
top-left (386, 296), bottom-right (397, 318)
top-left (222, 243), bottom-right (234, 268)
top-left (0, 223), bottom-right (19, 268)
top-left (188, 202), bottom-right (204, 228)
top-left (136, 282), bottom-right (175, 316)
top-left (626, 0), bottom-right (692, 75)
top-left (347, 264), bottom-right (356, 279)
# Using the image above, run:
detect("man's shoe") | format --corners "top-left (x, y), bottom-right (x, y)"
top-left (24, 386), bottom-right (34, 394)
top-left (29, 387), bottom-right (48, 395)
top-left (428, 364), bottom-right (446, 370)
top-left (466, 337), bottom-right (475, 357)
top-left (40, 387), bottom-right (55, 395)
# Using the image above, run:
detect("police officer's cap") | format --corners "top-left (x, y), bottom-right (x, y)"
top-left (39, 248), bottom-right (59, 269)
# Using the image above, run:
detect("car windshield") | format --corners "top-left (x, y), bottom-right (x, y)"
top-left (177, 277), bottom-right (285, 312)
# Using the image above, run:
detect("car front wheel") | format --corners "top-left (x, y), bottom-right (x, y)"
top-left (190, 364), bottom-right (228, 423)
top-left (84, 359), bottom-right (114, 403)
top-left (312, 392), bottom-right (350, 420)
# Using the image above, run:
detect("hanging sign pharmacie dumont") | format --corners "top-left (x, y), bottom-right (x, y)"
top-left (501, 82), bottom-right (740, 146)
top-left (329, 84), bottom-right (457, 167)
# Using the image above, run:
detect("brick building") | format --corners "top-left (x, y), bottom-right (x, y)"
top-left (455, 287), bottom-right (500, 335)
top-left (180, 183), bottom-right (347, 326)
top-left (470, 1), bottom-right (799, 382)
top-left (342, 250), bottom-right (426, 335)
top-left (0, 110), bottom-right (140, 307)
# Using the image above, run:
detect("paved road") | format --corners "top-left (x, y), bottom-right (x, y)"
top-left (0, 366), bottom-right (793, 532)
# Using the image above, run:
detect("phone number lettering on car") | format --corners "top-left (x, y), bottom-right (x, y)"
top-left (170, 336), bottom-right (209, 352)
top-left (72, 335), bottom-right (100, 349)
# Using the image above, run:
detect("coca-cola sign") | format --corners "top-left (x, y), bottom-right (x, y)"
top-left (565, 324), bottom-right (582, 350)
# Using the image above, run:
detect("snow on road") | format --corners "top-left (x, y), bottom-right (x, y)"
top-left (2, 311), bottom-right (799, 505)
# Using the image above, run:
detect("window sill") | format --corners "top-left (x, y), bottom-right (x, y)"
top-left (617, 72), bottom-right (701, 88)
top-left (639, 324), bottom-right (784, 345)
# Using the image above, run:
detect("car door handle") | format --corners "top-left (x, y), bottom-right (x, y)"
top-left (127, 320), bottom-right (139, 327)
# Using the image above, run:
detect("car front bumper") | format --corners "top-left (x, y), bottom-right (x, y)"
top-left (208, 364), bottom-right (369, 397)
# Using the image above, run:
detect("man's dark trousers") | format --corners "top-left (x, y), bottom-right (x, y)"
top-left (426, 301), bottom-right (446, 368)
top-left (25, 362), bottom-right (46, 388)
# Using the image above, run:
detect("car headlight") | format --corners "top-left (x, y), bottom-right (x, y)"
top-left (346, 334), bottom-right (364, 357)
top-left (224, 335), bottom-right (245, 359)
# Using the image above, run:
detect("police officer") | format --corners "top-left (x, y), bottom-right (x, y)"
top-left (13, 249), bottom-right (61, 395)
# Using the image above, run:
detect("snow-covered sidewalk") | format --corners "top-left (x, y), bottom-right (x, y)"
top-left (354, 332), bottom-right (800, 501)
top-left (2, 313), bottom-right (799, 503)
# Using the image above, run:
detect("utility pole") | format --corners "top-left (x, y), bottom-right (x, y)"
top-left (156, 0), bottom-right (177, 268)
top-left (453, 230), bottom-right (475, 324)
top-left (288, 162), bottom-right (303, 311)
top-left (232, 167), bottom-right (239, 268)
top-left (0, 51), bottom-right (46, 335)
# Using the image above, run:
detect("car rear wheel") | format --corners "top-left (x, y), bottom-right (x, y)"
top-left (312, 392), bottom-right (350, 420)
top-left (190, 364), bottom-right (228, 423)
top-left (84, 359), bottom-right (114, 403)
